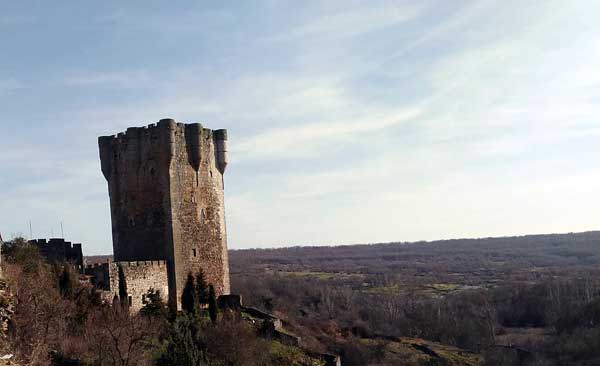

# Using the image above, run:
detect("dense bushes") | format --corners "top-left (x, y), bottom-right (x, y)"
top-left (232, 270), bottom-right (600, 365)
top-left (3, 241), bottom-right (162, 365)
top-left (1, 240), bottom-right (321, 366)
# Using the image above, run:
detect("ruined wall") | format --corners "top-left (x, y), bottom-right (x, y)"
top-left (30, 238), bottom-right (84, 272)
top-left (99, 119), bottom-right (230, 310)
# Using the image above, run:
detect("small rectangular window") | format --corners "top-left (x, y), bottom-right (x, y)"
top-left (192, 248), bottom-right (197, 257)
top-left (128, 296), bottom-right (132, 306)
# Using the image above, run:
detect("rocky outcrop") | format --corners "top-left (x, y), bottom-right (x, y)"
top-left (0, 271), bottom-right (16, 365)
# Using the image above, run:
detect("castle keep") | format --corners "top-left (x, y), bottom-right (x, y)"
top-left (98, 118), bottom-right (230, 310)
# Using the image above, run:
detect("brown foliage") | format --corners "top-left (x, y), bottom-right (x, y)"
top-left (83, 305), bottom-right (163, 366)
top-left (204, 314), bottom-right (272, 366)
top-left (5, 261), bottom-right (72, 365)
top-left (4, 251), bottom-right (165, 366)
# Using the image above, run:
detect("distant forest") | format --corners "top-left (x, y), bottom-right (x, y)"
top-left (86, 232), bottom-right (600, 365)
top-left (227, 232), bottom-right (600, 365)
top-left (230, 231), bottom-right (600, 282)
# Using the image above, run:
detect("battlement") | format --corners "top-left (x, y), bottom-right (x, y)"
top-left (85, 261), bottom-right (110, 270)
top-left (85, 260), bottom-right (167, 271)
top-left (98, 118), bottom-right (224, 143)
top-left (30, 238), bottom-right (84, 267)
top-left (30, 237), bottom-right (82, 249)
top-left (115, 260), bottom-right (167, 267)
top-left (98, 118), bottom-right (228, 181)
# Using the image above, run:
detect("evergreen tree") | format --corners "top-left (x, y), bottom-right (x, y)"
top-left (112, 294), bottom-right (120, 308)
top-left (140, 288), bottom-right (167, 318)
top-left (58, 264), bottom-right (75, 299)
top-left (182, 272), bottom-right (197, 315)
top-left (196, 270), bottom-right (209, 305)
top-left (154, 313), bottom-right (211, 366)
top-left (208, 284), bottom-right (218, 323)
top-left (117, 265), bottom-right (128, 308)
top-left (13, 241), bottom-right (43, 274)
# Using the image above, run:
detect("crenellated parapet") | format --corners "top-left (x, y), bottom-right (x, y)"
top-left (85, 262), bottom-right (108, 270)
top-left (214, 129), bottom-right (228, 174)
top-left (30, 238), bottom-right (84, 272)
top-left (98, 118), bottom-right (228, 182)
top-left (117, 260), bottom-right (167, 267)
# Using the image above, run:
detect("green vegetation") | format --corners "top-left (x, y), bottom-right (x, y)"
top-left (359, 337), bottom-right (482, 366)
top-left (283, 271), bottom-right (365, 281)
top-left (140, 288), bottom-right (168, 319)
top-left (182, 272), bottom-right (198, 315)
top-left (208, 284), bottom-right (218, 323)
top-left (269, 341), bottom-right (325, 366)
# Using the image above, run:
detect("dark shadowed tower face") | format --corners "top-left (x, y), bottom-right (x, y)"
top-left (98, 118), bottom-right (230, 310)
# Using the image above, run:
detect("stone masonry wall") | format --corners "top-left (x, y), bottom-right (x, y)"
top-left (91, 261), bottom-right (169, 312)
top-left (98, 119), bottom-right (229, 310)
top-left (99, 124), bottom-right (173, 262)
top-left (169, 123), bottom-right (230, 305)
top-left (116, 260), bottom-right (169, 313)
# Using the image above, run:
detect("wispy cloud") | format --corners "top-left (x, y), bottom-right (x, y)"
top-left (234, 107), bottom-right (422, 159)
top-left (63, 70), bottom-right (151, 87)
top-left (3, 1), bottom-right (600, 251)
top-left (0, 14), bottom-right (37, 27)
top-left (0, 79), bottom-right (24, 95)
top-left (269, 2), bottom-right (424, 41)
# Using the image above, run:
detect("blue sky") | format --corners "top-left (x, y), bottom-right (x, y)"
top-left (1, 1), bottom-right (600, 254)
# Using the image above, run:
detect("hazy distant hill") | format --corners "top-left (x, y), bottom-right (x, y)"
top-left (229, 231), bottom-right (600, 283)
top-left (89, 231), bottom-right (600, 278)
top-left (85, 255), bottom-right (113, 264)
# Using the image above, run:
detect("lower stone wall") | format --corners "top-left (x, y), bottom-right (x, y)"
top-left (117, 260), bottom-right (169, 313)
top-left (88, 260), bottom-right (169, 313)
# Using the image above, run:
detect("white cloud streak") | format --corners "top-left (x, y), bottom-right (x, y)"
top-left (234, 108), bottom-right (422, 159)
top-left (269, 2), bottom-right (425, 41)
top-left (3, 1), bottom-right (600, 251)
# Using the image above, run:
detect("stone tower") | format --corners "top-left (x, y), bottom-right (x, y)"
top-left (98, 118), bottom-right (230, 310)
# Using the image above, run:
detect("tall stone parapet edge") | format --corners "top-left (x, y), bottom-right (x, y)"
top-left (98, 118), bottom-right (228, 182)
top-left (117, 260), bottom-right (167, 267)
top-left (214, 129), bottom-right (228, 174)
top-left (184, 122), bottom-right (204, 172)
top-left (98, 119), bottom-right (175, 182)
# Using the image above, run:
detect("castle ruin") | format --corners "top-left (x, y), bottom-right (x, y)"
top-left (29, 238), bottom-right (84, 272)
top-left (98, 118), bottom-right (230, 310)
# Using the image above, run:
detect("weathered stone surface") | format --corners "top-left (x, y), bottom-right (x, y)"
top-left (85, 260), bottom-right (169, 312)
top-left (114, 261), bottom-right (169, 313)
top-left (98, 119), bottom-right (230, 310)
